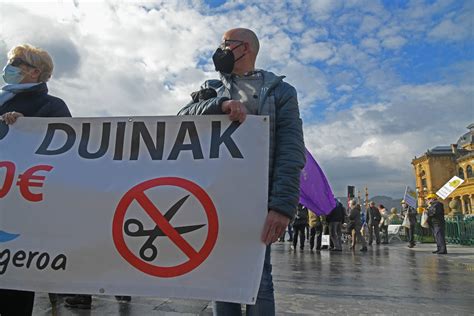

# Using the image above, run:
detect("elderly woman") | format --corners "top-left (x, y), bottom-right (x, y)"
top-left (0, 44), bottom-right (71, 315)
top-left (0, 44), bottom-right (70, 123)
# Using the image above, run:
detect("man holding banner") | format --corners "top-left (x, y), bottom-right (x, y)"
top-left (401, 200), bottom-right (417, 248)
top-left (402, 186), bottom-right (418, 248)
top-left (179, 27), bottom-right (305, 315)
top-left (426, 194), bottom-right (447, 254)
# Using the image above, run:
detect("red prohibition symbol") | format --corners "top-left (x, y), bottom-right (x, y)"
top-left (112, 177), bottom-right (219, 278)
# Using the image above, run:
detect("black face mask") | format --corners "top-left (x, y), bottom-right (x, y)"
top-left (212, 43), bottom-right (245, 74)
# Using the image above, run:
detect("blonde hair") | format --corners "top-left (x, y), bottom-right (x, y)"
top-left (8, 44), bottom-right (54, 82)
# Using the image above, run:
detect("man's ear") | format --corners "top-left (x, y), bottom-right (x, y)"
top-left (243, 42), bottom-right (250, 53)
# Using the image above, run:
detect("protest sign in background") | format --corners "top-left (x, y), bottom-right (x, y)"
top-left (436, 176), bottom-right (464, 199)
top-left (403, 186), bottom-right (417, 208)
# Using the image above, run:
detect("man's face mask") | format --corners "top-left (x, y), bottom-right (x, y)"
top-left (212, 39), bottom-right (245, 74)
top-left (2, 64), bottom-right (25, 84)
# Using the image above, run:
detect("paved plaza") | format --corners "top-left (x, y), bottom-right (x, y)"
top-left (32, 242), bottom-right (474, 315)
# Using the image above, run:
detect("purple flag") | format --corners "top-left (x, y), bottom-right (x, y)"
top-left (299, 148), bottom-right (336, 215)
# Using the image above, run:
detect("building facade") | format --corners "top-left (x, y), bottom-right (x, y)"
top-left (412, 124), bottom-right (474, 214)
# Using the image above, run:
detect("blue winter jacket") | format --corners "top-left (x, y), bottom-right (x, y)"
top-left (178, 70), bottom-right (305, 219)
top-left (0, 83), bottom-right (71, 118)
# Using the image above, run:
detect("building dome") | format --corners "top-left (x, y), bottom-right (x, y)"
top-left (457, 123), bottom-right (474, 150)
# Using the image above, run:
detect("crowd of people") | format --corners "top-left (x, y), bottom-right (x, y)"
top-left (280, 196), bottom-right (448, 256)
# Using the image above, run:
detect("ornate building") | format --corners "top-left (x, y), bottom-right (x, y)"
top-left (412, 124), bottom-right (474, 214)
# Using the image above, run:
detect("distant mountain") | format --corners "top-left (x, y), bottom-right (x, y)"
top-left (337, 195), bottom-right (404, 213)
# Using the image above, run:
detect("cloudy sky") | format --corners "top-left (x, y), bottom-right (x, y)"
top-left (1, 0), bottom-right (472, 198)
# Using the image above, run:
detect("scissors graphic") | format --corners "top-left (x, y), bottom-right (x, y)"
top-left (124, 195), bottom-right (205, 262)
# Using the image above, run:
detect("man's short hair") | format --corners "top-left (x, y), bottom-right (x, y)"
top-left (232, 28), bottom-right (260, 55)
top-left (8, 44), bottom-right (54, 82)
top-left (244, 29), bottom-right (259, 55)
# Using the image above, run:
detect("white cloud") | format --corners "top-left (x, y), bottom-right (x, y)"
top-left (304, 78), bottom-right (472, 196)
top-left (360, 37), bottom-right (380, 54)
top-left (428, 18), bottom-right (469, 42)
top-left (300, 28), bottom-right (329, 43)
top-left (376, 23), bottom-right (401, 39)
top-left (350, 136), bottom-right (411, 167)
top-left (381, 35), bottom-right (406, 50)
top-left (0, 2), bottom-right (222, 117)
top-left (297, 42), bottom-right (334, 63)
top-left (344, 0), bottom-right (387, 16)
top-left (0, 1), bottom-right (328, 116)
top-left (280, 61), bottom-right (329, 110)
top-left (365, 66), bottom-right (400, 91)
top-left (336, 84), bottom-right (353, 92)
top-left (327, 43), bottom-right (375, 71)
top-left (358, 15), bottom-right (382, 35)
top-left (308, 0), bottom-right (343, 20)
top-left (258, 31), bottom-right (293, 68)
top-left (403, 0), bottom-right (456, 20)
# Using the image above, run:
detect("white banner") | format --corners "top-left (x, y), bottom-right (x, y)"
top-left (436, 176), bottom-right (465, 199)
top-left (403, 186), bottom-right (417, 208)
top-left (0, 115), bottom-right (269, 304)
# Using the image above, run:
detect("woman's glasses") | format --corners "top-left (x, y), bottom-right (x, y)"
top-left (9, 57), bottom-right (36, 68)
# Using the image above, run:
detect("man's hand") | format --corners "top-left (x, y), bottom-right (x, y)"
top-left (221, 100), bottom-right (247, 123)
top-left (1, 111), bottom-right (24, 125)
top-left (261, 209), bottom-right (290, 245)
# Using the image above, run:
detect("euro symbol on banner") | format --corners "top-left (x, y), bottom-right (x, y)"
top-left (124, 195), bottom-right (205, 262)
top-left (16, 165), bottom-right (54, 202)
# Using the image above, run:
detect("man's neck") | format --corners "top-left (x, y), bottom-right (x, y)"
top-left (233, 69), bottom-right (254, 76)
top-left (232, 61), bottom-right (255, 76)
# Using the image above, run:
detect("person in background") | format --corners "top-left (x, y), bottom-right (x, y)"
top-left (287, 224), bottom-right (293, 242)
top-left (378, 204), bottom-right (389, 244)
top-left (426, 194), bottom-right (447, 254)
top-left (360, 205), bottom-right (368, 240)
top-left (401, 201), bottom-right (417, 248)
top-left (366, 201), bottom-right (381, 246)
top-left (292, 204), bottom-right (309, 251)
top-left (308, 210), bottom-right (322, 252)
top-left (347, 200), bottom-right (368, 252)
top-left (326, 199), bottom-right (344, 251)
top-left (0, 43), bottom-right (71, 316)
top-left (388, 207), bottom-right (400, 223)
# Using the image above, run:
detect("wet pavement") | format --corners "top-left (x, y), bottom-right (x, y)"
top-left (32, 242), bottom-right (474, 315)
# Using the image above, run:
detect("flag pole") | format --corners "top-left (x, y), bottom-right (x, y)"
top-left (365, 186), bottom-right (369, 211)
